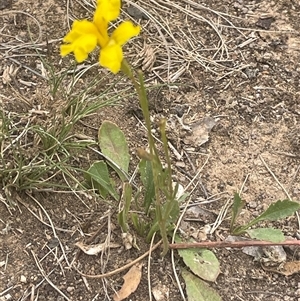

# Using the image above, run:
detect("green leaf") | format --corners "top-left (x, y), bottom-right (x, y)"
top-left (117, 182), bottom-right (132, 232)
top-left (181, 269), bottom-right (222, 301)
top-left (85, 161), bottom-right (118, 201)
top-left (246, 228), bottom-right (285, 243)
top-left (248, 199), bottom-right (300, 228)
top-left (98, 121), bottom-right (130, 180)
top-left (131, 212), bottom-right (149, 237)
top-left (230, 192), bottom-right (246, 232)
top-left (138, 159), bottom-right (155, 214)
top-left (177, 241), bottom-right (220, 282)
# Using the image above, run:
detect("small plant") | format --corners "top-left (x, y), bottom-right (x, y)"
top-left (230, 192), bottom-right (300, 242)
top-left (0, 59), bottom-right (121, 198)
top-left (60, 0), bottom-right (182, 255)
top-left (84, 114), bottom-right (182, 255)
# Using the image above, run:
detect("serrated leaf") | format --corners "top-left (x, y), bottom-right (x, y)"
top-left (138, 159), bottom-right (155, 214)
top-left (248, 200), bottom-right (300, 227)
top-left (98, 121), bottom-right (130, 180)
top-left (85, 161), bottom-right (118, 201)
top-left (246, 228), bottom-right (285, 243)
top-left (178, 248), bottom-right (220, 282)
top-left (230, 192), bottom-right (246, 231)
top-left (181, 269), bottom-right (222, 301)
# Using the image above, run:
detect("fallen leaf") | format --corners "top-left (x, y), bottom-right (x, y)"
top-left (121, 232), bottom-right (133, 250)
top-left (113, 263), bottom-right (143, 301)
top-left (75, 241), bottom-right (120, 255)
top-left (280, 261), bottom-right (300, 276)
top-left (184, 117), bottom-right (216, 147)
top-left (2, 65), bottom-right (19, 84)
top-left (263, 261), bottom-right (300, 276)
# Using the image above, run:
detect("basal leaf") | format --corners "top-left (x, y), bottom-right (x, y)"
top-left (138, 159), bottom-right (155, 214)
top-left (246, 228), bottom-right (285, 243)
top-left (85, 161), bottom-right (118, 201)
top-left (178, 246), bottom-right (220, 282)
top-left (181, 269), bottom-right (222, 301)
top-left (249, 200), bottom-right (300, 227)
top-left (230, 192), bottom-right (246, 232)
top-left (118, 182), bottom-right (132, 232)
top-left (98, 121), bottom-right (130, 180)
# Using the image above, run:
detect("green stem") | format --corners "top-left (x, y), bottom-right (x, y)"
top-left (121, 60), bottom-right (169, 254)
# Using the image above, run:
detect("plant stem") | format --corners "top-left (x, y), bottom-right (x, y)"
top-left (169, 239), bottom-right (300, 249)
top-left (121, 60), bottom-right (170, 254)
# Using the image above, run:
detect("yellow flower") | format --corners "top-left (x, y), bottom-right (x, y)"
top-left (99, 21), bottom-right (140, 73)
top-left (60, 0), bottom-right (140, 73)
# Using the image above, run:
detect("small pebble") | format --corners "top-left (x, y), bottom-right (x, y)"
top-left (248, 201), bottom-right (257, 208)
top-left (66, 287), bottom-right (74, 293)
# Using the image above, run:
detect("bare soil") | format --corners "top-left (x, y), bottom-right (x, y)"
top-left (1, 0), bottom-right (300, 301)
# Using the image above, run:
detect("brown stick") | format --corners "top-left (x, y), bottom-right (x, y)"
top-left (169, 239), bottom-right (300, 249)
top-left (74, 239), bottom-right (162, 279)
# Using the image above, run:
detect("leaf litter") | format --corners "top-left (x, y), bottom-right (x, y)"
top-left (113, 263), bottom-right (143, 301)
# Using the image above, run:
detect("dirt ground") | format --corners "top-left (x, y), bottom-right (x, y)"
top-left (1, 0), bottom-right (300, 300)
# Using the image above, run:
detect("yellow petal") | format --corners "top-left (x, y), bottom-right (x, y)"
top-left (77, 34), bottom-right (98, 52)
top-left (74, 48), bottom-right (89, 63)
top-left (96, 0), bottom-right (120, 22)
top-left (63, 20), bottom-right (99, 43)
top-left (75, 35), bottom-right (98, 62)
top-left (92, 10), bottom-right (110, 47)
top-left (60, 44), bottom-right (74, 57)
top-left (111, 21), bottom-right (140, 46)
top-left (61, 34), bottom-right (98, 62)
top-left (99, 43), bottom-right (123, 73)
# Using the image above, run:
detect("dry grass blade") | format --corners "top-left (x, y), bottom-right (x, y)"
top-left (31, 251), bottom-right (71, 301)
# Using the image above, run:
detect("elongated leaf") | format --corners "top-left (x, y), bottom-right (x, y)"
top-left (85, 161), bottom-right (118, 200)
top-left (118, 183), bottom-right (132, 232)
top-left (248, 200), bottom-right (300, 228)
top-left (181, 269), bottom-right (222, 301)
top-left (246, 228), bottom-right (285, 243)
top-left (230, 192), bottom-right (245, 232)
top-left (138, 159), bottom-right (155, 214)
top-left (98, 121), bottom-right (130, 180)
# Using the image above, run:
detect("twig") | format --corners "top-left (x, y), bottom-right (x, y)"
top-left (148, 233), bottom-right (156, 301)
top-left (169, 239), bottom-right (300, 249)
top-left (259, 154), bottom-right (300, 229)
top-left (31, 251), bottom-right (71, 301)
top-left (74, 240), bottom-right (162, 278)
top-left (259, 155), bottom-right (292, 200)
top-left (24, 193), bottom-right (71, 267)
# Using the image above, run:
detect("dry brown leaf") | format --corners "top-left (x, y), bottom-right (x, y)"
top-left (183, 117), bottom-right (216, 147)
top-left (121, 232), bottom-right (133, 250)
top-left (279, 261), bottom-right (300, 276)
top-left (75, 241), bottom-right (120, 255)
top-left (113, 263), bottom-right (143, 301)
top-left (262, 261), bottom-right (300, 276)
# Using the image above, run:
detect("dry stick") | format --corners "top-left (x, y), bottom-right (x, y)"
top-left (169, 239), bottom-right (300, 249)
top-left (75, 238), bottom-right (300, 279)
top-left (259, 154), bottom-right (300, 230)
top-left (75, 240), bottom-right (162, 279)
top-left (147, 234), bottom-right (156, 301)
top-left (31, 251), bottom-right (71, 301)
top-left (259, 155), bottom-right (292, 200)
top-left (25, 193), bottom-right (71, 267)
